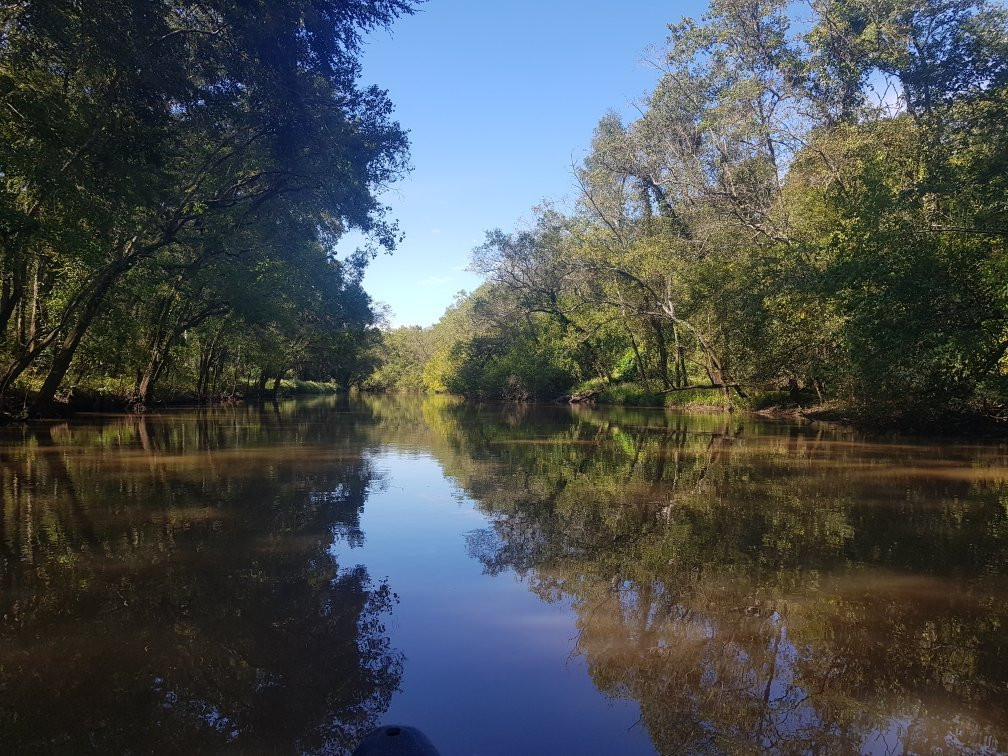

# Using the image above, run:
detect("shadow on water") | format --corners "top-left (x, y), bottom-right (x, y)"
top-left (0, 399), bottom-right (400, 753)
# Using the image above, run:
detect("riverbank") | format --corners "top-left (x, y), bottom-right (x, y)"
top-left (0, 378), bottom-right (344, 421)
top-left (758, 403), bottom-right (1008, 437)
top-left (569, 380), bottom-right (1008, 436)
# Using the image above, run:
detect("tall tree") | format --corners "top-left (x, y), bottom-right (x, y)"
top-left (0, 0), bottom-right (414, 410)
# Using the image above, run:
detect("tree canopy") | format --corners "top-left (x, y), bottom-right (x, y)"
top-left (0, 0), bottom-right (415, 412)
top-left (368, 0), bottom-right (1008, 428)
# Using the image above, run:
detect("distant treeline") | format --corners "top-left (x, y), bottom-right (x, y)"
top-left (367, 0), bottom-right (1008, 427)
top-left (0, 1), bottom-right (415, 414)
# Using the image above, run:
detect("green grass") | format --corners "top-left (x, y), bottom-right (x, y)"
top-left (277, 378), bottom-right (340, 395)
top-left (746, 390), bottom-right (795, 411)
top-left (598, 382), bottom-right (667, 407)
top-left (664, 387), bottom-right (740, 409)
top-left (4, 373), bottom-right (342, 413)
top-left (571, 379), bottom-right (740, 409)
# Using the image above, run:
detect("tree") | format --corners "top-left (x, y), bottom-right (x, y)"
top-left (394, 0), bottom-right (1008, 424)
top-left (0, 0), bottom-right (414, 411)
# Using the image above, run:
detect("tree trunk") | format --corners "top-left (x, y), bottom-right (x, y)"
top-left (0, 257), bottom-right (26, 345)
top-left (209, 359), bottom-right (225, 398)
top-left (135, 348), bottom-right (170, 406)
top-left (34, 318), bottom-right (93, 412)
top-left (650, 317), bottom-right (671, 387)
top-left (27, 262), bottom-right (39, 346)
top-left (627, 330), bottom-right (650, 388)
top-left (33, 266), bottom-right (122, 412)
top-left (196, 345), bottom-right (215, 400)
top-left (195, 322), bottom-right (228, 401)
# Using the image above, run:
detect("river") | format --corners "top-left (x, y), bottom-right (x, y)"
top-left (0, 395), bottom-right (1005, 754)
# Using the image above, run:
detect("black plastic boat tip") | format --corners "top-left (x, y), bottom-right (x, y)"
top-left (351, 725), bottom-right (441, 756)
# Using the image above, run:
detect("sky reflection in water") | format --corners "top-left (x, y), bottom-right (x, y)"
top-left (0, 395), bottom-right (1006, 754)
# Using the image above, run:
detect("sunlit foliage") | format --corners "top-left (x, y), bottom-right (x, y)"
top-left (369, 0), bottom-right (1008, 427)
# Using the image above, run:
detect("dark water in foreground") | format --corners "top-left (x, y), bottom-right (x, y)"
top-left (1, 396), bottom-right (1006, 755)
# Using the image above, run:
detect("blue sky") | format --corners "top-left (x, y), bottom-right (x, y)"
top-left (352, 1), bottom-right (702, 327)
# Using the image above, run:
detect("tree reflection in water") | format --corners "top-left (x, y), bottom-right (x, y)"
top-left (419, 400), bottom-right (1008, 754)
top-left (2, 395), bottom-right (1007, 754)
top-left (0, 400), bottom-right (400, 753)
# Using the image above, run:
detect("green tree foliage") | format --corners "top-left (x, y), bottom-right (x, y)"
top-left (369, 0), bottom-right (1007, 426)
top-left (0, 0), bottom-right (414, 412)
top-left (365, 326), bottom-right (437, 391)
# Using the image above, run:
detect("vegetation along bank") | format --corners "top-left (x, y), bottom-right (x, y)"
top-left (3, 0), bottom-right (1007, 433)
top-left (0, 1), bottom-right (417, 417)
top-left (366, 0), bottom-right (1008, 431)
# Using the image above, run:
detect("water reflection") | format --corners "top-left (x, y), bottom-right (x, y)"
top-left (0, 400), bottom-right (400, 752)
top-left (362, 396), bottom-right (1008, 754)
top-left (1, 395), bottom-right (1007, 754)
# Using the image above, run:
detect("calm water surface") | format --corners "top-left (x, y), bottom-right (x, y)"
top-left (1, 396), bottom-right (1006, 754)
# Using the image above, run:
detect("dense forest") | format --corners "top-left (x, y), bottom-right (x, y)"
top-left (4, 0), bottom-right (1006, 429)
top-left (0, 1), bottom-right (415, 415)
top-left (367, 0), bottom-right (1008, 427)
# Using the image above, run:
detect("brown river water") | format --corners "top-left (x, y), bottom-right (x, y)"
top-left (0, 395), bottom-right (1006, 754)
